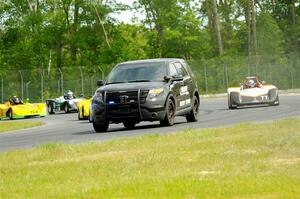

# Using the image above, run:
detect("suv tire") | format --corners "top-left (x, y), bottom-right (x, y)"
top-left (160, 98), bottom-right (175, 126)
top-left (186, 96), bottom-right (199, 122)
top-left (123, 121), bottom-right (136, 129)
top-left (93, 121), bottom-right (109, 133)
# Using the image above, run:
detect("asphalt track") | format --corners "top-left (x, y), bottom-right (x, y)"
top-left (0, 95), bottom-right (299, 152)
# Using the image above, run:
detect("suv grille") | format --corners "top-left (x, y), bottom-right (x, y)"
top-left (105, 90), bottom-right (149, 119)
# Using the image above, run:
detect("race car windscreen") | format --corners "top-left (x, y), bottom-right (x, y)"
top-left (106, 62), bottom-right (167, 84)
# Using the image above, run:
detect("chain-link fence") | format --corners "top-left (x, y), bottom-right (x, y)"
top-left (0, 54), bottom-right (299, 103)
top-left (0, 65), bottom-right (110, 103)
top-left (190, 54), bottom-right (300, 94)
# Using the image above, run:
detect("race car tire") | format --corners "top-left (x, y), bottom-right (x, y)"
top-left (186, 96), bottom-right (199, 122)
top-left (78, 107), bottom-right (84, 120)
top-left (123, 120), bottom-right (136, 129)
top-left (48, 104), bottom-right (55, 114)
top-left (160, 98), bottom-right (175, 126)
top-left (93, 121), bottom-right (109, 133)
top-left (7, 109), bottom-right (13, 120)
top-left (64, 103), bottom-right (70, 113)
top-left (272, 95), bottom-right (280, 106)
top-left (228, 93), bottom-right (237, 109)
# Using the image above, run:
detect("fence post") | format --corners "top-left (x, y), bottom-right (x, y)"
top-left (1, 76), bottom-right (3, 103)
top-left (25, 81), bottom-right (31, 100)
top-left (204, 65), bottom-right (208, 95)
top-left (268, 63), bottom-right (272, 83)
top-left (225, 63), bottom-right (229, 90)
top-left (222, 61), bottom-right (226, 92)
top-left (97, 66), bottom-right (105, 80)
top-left (19, 71), bottom-right (24, 99)
top-left (58, 68), bottom-right (63, 95)
top-left (91, 74), bottom-right (94, 95)
top-left (57, 78), bottom-right (61, 94)
top-left (290, 67), bottom-right (294, 89)
top-left (39, 69), bottom-right (44, 102)
top-left (79, 66), bottom-right (84, 96)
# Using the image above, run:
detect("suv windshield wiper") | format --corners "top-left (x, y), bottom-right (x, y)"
top-left (128, 79), bottom-right (152, 83)
top-left (106, 81), bottom-right (127, 85)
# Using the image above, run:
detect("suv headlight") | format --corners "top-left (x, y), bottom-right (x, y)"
top-left (149, 88), bottom-right (164, 98)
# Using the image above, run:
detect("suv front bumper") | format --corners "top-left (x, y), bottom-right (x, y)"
top-left (92, 90), bottom-right (167, 124)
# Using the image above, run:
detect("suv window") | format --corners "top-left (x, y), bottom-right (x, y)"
top-left (107, 63), bottom-right (167, 84)
top-left (174, 62), bottom-right (188, 76)
top-left (169, 63), bottom-right (178, 77)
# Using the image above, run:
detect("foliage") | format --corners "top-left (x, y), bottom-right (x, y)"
top-left (0, 0), bottom-right (299, 100)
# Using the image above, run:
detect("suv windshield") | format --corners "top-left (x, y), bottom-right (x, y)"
top-left (107, 62), bottom-right (166, 84)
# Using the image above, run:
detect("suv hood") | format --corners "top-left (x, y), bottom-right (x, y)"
top-left (98, 82), bottom-right (165, 92)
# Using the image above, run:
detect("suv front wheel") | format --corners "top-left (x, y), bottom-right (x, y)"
top-left (93, 121), bottom-right (109, 133)
top-left (160, 98), bottom-right (175, 126)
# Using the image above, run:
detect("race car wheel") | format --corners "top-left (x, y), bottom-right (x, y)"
top-left (186, 96), bottom-right (199, 122)
top-left (273, 95), bottom-right (280, 106)
top-left (123, 121), bottom-right (136, 129)
top-left (93, 121), bottom-right (109, 133)
top-left (78, 107), bottom-right (84, 120)
top-left (7, 109), bottom-right (13, 120)
top-left (64, 103), bottom-right (70, 113)
top-left (160, 98), bottom-right (175, 126)
top-left (48, 104), bottom-right (55, 114)
top-left (228, 94), bottom-right (237, 109)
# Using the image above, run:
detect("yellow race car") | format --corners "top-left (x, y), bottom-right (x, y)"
top-left (0, 97), bottom-right (47, 120)
top-left (77, 98), bottom-right (92, 121)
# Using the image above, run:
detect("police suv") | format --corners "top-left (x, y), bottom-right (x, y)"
top-left (91, 58), bottom-right (200, 132)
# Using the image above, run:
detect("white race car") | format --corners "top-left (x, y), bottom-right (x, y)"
top-left (227, 77), bottom-right (279, 109)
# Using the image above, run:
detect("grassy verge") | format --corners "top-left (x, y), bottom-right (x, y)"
top-left (0, 121), bottom-right (44, 133)
top-left (1, 118), bottom-right (300, 198)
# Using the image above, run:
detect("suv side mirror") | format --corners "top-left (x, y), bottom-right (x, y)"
top-left (172, 75), bottom-right (183, 82)
top-left (97, 80), bottom-right (104, 87)
top-left (164, 75), bottom-right (171, 82)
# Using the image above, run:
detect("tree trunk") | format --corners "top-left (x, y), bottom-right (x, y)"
top-left (206, 0), bottom-right (214, 46)
top-left (56, 37), bottom-right (62, 69)
top-left (93, 4), bottom-right (111, 49)
top-left (291, 0), bottom-right (297, 55)
top-left (251, 0), bottom-right (257, 56)
top-left (220, 0), bottom-right (232, 49)
top-left (71, 0), bottom-right (79, 62)
top-left (251, 0), bottom-right (258, 75)
top-left (212, 0), bottom-right (224, 56)
top-left (48, 49), bottom-right (52, 77)
top-left (245, 0), bottom-right (251, 75)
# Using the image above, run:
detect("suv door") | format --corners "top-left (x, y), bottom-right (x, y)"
top-left (168, 63), bottom-right (183, 111)
top-left (174, 62), bottom-right (192, 109)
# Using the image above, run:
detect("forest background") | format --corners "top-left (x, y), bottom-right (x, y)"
top-left (0, 0), bottom-right (299, 102)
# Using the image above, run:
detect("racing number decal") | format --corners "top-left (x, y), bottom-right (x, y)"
top-left (179, 99), bottom-right (191, 107)
top-left (31, 110), bottom-right (38, 114)
top-left (180, 86), bottom-right (189, 96)
top-left (179, 85), bottom-right (191, 107)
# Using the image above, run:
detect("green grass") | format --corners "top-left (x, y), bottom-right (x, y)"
top-left (1, 118), bottom-right (300, 199)
top-left (0, 121), bottom-right (44, 133)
